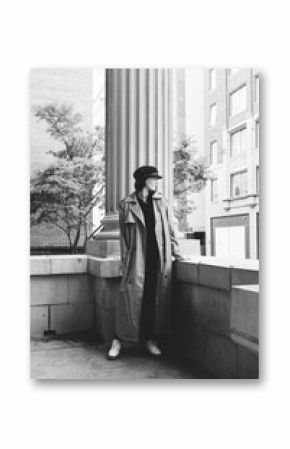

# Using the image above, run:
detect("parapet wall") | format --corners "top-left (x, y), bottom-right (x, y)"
top-left (172, 256), bottom-right (259, 378)
top-left (30, 255), bottom-right (259, 378)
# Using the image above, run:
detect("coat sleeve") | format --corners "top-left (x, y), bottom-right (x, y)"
top-left (118, 201), bottom-right (129, 274)
top-left (164, 198), bottom-right (182, 260)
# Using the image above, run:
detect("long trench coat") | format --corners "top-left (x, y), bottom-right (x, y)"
top-left (115, 190), bottom-right (182, 342)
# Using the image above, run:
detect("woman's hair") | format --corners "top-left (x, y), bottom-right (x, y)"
top-left (134, 178), bottom-right (146, 192)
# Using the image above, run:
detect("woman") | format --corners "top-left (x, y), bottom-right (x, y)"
top-left (107, 165), bottom-right (183, 360)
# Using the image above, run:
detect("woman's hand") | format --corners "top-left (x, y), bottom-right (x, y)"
top-left (173, 255), bottom-right (192, 262)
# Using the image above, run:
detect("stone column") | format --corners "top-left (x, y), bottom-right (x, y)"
top-left (88, 68), bottom-right (173, 257)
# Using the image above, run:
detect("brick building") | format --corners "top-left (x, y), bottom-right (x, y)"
top-left (204, 68), bottom-right (259, 259)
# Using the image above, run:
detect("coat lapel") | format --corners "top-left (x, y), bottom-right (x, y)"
top-left (124, 191), bottom-right (162, 228)
top-left (124, 191), bottom-right (145, 227)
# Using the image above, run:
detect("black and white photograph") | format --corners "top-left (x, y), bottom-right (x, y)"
top-left (3, 2), bottom-right (290, 448)
top-left (30, 67), bottom-right (259, 379)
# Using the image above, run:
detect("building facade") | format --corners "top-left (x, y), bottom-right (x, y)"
top-left (172, 69), bottom-right (206, 242)
top-left (204, 68), bottom-right (259, 259)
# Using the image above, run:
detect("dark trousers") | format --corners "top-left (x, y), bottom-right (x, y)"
top-left (139, 238), bottom-right (160, 342)
top-left (115, 238), bottom-right (160, 343)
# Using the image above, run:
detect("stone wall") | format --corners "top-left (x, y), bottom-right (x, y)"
top-left (30, 255), bottom-right (259, 378)
top-left (172, 256), bottom-right (259, 378)
top-left (30, 256), bottom-right (94, 336)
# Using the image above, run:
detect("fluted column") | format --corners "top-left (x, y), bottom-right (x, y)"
top-left (89, 68), bottom-right (173, 257)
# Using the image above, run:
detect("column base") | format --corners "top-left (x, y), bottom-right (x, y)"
top-left (86, 213), bottom-right (120, 258)
top-left (86, 239), bottom-right (120, 258)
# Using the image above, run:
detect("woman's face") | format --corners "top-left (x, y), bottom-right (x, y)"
top-left (145, 177), bottom-right (158, 191)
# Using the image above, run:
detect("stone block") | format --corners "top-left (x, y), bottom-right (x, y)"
top-left (30, 275), bottom-right (68, 306)
top-left (50, 255), bottom-right (88, 274)
top-left (190, 285), bottom-right (231, 335)
top-left (67, 274), bottom-right (94, 304)
top-left (181, 325), bottom-right (207, 364)
top-left (230, 285), bottom-right (259, 342)
top-left (50, 303), bottom-right (94, 334)
top-left (30, 256), bottom-right (51, 275)
top-left (231, 268), bottom-right (259, 286)
top-left (88, 256), bottom-right (121, 278)
top-left (199, 263), bottom-right (231, 291)
top-left (88, 257), bottom-right (100, 276)
top-left (204, 333), bottom-right (238, 379)
top-left (237, 345), bottom-right (259, 379)
top-left (93, 278), bottom-right (120, 310)
top-left (99, 259), bottom-right (122, 278)
top-left (172, 281), bottom-right (194, 326)
top-left (175, 261), bottom-right (199, 284)
top-left (30, 306), bottom-right (49, 337)
top-left (86, 239), bottom-right (120, 258)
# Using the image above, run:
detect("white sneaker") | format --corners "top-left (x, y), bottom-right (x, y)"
top-left (146, 340), bottom-right (162, 356)
top-left (107, 339), bottom-right (122, 360)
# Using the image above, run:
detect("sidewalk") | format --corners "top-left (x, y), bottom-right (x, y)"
top-left (30, 335), bottom-right (209, 380)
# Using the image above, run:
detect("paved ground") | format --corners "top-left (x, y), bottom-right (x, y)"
top-left (30, 335), bottom-right (209, 380)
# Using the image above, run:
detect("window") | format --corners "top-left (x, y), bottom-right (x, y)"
top-left (211, 178), bottom-right (218, 201)
top-left (209, 68), bottom-right (216, 91)
top-left (210, 104), bottom-right (217, 126)
top-left (256, 166), bottom-right (259, 194)
top-left (230, 127), bottom-right (247, 157)
top-left (230, 85), bottom-right (247, 116)
top-left (210, 141), bottom-right (223, 165)
top-left (231, 171), bottom-right (248, 197)
top-left (229, 68), bottom-right (240, 77)
top-left (255, 121), bottom-right (259, 148)
top-left (255, 75), bottom-right (259, 103)
top-left (210, 141), bottom-right (217, 165)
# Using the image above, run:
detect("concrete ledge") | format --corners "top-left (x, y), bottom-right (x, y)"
top-left (199, 263), bottom-right (231, 291)
top-left (232, 267), bottom-right (259, 285)
top-left (30, 255), bottom-right (122, 278)
top-left (175, 257), bottom-right (259, 291)
top-left (30, 256), bottom-right (51, 275)
top-left (175, 261), bottom-right (199, 284)
top-left (87, 256), bottom-right (121, 278)
top-left (86, 239), bottom-right (120, 258)
top-left (30, 255), bottom-right (88, 275)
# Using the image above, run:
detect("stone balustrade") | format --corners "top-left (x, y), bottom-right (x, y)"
top-left (30, 254), bottom-right (259, 378)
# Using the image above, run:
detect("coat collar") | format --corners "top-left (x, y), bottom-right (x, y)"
top-left (124, 191), bottom-right (162, 203)
top-left (123, 191), bottom-right (162, 227)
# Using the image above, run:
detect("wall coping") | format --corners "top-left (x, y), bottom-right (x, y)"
top-left (30, 254), bottom-right (259, 279)
top-left (232, 284), bottom-right (259, 293)
top-left (179, 255), bottom-right (259, 271)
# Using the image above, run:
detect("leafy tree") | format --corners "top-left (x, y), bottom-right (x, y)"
top-left (31, 103), bottom-right (105, 253)
top-left (173, 135), bottom-right (210, 229)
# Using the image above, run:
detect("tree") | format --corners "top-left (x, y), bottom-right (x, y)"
top-left (173, 135), bottom-right (210, 229)
top-left (30, 103), bottom-right (105, 253)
